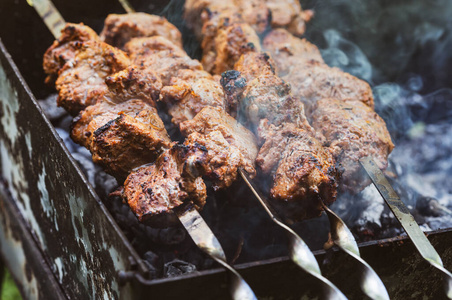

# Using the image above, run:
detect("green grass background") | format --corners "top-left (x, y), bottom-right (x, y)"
top-left (1, 269), bottom-right (22, 300)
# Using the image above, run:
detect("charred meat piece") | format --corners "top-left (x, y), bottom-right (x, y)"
top-left (283, 60), bottom-right (374, 115)
top-left (160, 69), bottom-right (225, 126)
top-left (220, 52), bottom-right (275, 117)
top-left (55, 40), bottom-right (130, 115)
top-left (201, 21), bottom-right (261, 74)
top-left (100, 13), bottom-right (183, 49)
top-left (262, 28), bottom-right (323, 75)
top-left (105, 65), bottom-right (163, 105)
top-left (262, 0), bottom-right (313, 36)
top-left (240, 74), bottom-right (311, 130)
top-left (71, 98), bottom-right (171, 181)
top-left (184, 0), bottom-right (269, 40)
top-left (262, 29), bottom-right (374, 115)
top-left (71, 99), bottom-right (151, 148)
top-left (90, 106), bottom-right (172, 181)
top-left (125, 37), bottom-right (202, 85)
top-left (122, 146), bottom-right (207, 226)
top-left (183, 131), bottom-right (242, 190)
top-left (180, 106), bottom-right (258, 179)
top-left (124, 36), bottom-right (187, 58)
top-left (257, 121), bottom-right (338, 221)
top-left (311, 99), bottom-right (394, 192)
top-left (43, 23), bottom-right (100, 84)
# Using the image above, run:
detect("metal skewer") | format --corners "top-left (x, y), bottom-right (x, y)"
top-left (26, 0), bottom-right (65, 38)
top-left (178, 204), bottom-right (257, 300)
top-left (241, 169), bottom-right (390, 300)
top-left (28, 1), bottom-right (258, 298)
top-left (240, 169), bottom-right (347, 300)
top-left (320, 202), bottom-right (390, 300)
top-left (360, 156), bottom-right (452, 299)
top-left (118, 0), bottom-right (135, 14)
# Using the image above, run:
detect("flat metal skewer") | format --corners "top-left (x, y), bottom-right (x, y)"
top-left (178, 204), bottom-right (257, 300)
top-left (321, 202), bottom-right (390, 300)
top-left (118, 0), bottom-right (135, 14)
top-left (240, 169), bottom-right (347, 300)
top-left (26, 0), bottom-right (65, 39)
top-left (360, 156), bottom-right (452, 299)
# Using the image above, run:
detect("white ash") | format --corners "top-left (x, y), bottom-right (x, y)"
top-left (164, 259), bottom-right (197, 278)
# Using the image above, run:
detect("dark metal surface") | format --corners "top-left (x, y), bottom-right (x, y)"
top-left (0, 182), bottom-right (67, 300)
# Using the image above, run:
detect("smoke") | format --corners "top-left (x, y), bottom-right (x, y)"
top-left (303, 0), bottom-right (452, 90)
top-left (320, 29), bottom-right (373, 83)
top-left (297, 0), bottom-right (452, 239)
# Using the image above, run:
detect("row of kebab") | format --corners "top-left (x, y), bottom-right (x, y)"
top-left (42, 0), bottom-right (394, 227)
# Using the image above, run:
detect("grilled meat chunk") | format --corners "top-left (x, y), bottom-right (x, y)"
top-left (100, 13), bottom-right (183, 49)
top-left (224, 54), bottom-right (301, 126)
top-left (201, 21), bottom-right (261, 74)
top-left (91, 106), bottom-right (172, 181)
top-left (122, 146), bottom-right (207, 226)
top-left (105, 65), bottom-right (163, 105)
top-left (71, 98), bottom-right (171, 181)
top-left (257, 121), bottom-right (338, 221)
top-left (125, 37), bottom-right (202, 85)
top-left (221, 52), bottom-right (276, 117)
top-left (55, 40), bottom-right (130, 115)
top-left (311, 99), bottom-right (394, 192)
top-left (262, 0), bottom-right (313, 36)
top-left (263, 29), bottom-right (374, 115)
top-left (43, 23), bottom-right (100, 84)
top-left (184, 0), bottom-right (269, 40)
top-left (124, 36), bottom-right (187, 58)
top-left (183, 131), bottom-right (243, 190)
top-left (262, 28), bottom-right (323, 75)
top-left (180, 106), bottom-right (258, 180)
top-left (284, 60), bottom-right (374, 115)
top-left (71, 99), bottom-right (151, 148)
top-left (240, 74), bottom-right (311, 130)
top-left (160, 69), bottom-right (225, 126)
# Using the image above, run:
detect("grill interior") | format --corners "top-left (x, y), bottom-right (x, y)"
top-left (1, 0), bottom-right (452, 298)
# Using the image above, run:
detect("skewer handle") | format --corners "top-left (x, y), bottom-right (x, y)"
top-left (118, 0), bottom-right (135, 13)
top-left (26, 0), bottom-right (65, 39)
top-left (360, 156), bottom-right (452, 299)
top-left (239, 169), bottom-right (347, 300)
top-left (178, 205), bottom-right (257, 300)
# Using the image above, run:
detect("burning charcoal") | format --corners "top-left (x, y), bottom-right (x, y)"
top-left (164, 259), bottom-right (197, 278)
top-left (416, 196), bottom-right (452, 217)
top-left (94, 170), bottom-right (117, 199)
top-left (38, 94), bottom-right (67, 121)
top-left (145, 227), bottom-right (186, 245)
top-left (143, 251), bottom-right (160, 279)
top-left (144, 251), bottom-right (159, 266)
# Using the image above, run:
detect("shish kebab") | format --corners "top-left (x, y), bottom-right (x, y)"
top-left (182, 1), bottom-right (392, 299)
top-left (40, 9), bottom-right (257, 300)
top-left (104, 9), bottom-right (347, 298)
top-left (184, 0), bottom-right (394, 217)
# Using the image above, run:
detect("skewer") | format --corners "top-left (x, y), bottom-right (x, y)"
top-left (26, 0), bottom-right (65, 39)
top-left (118, 0), bottom-right (135, 14)
top-left (28, 1), bottom-right (257, 299)
top-left (360, 156), bottom-right (452, 299)
top-left (320, 203), bottom-right (390, 300)
top-left (240, 169), bottom-right (348, 299)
